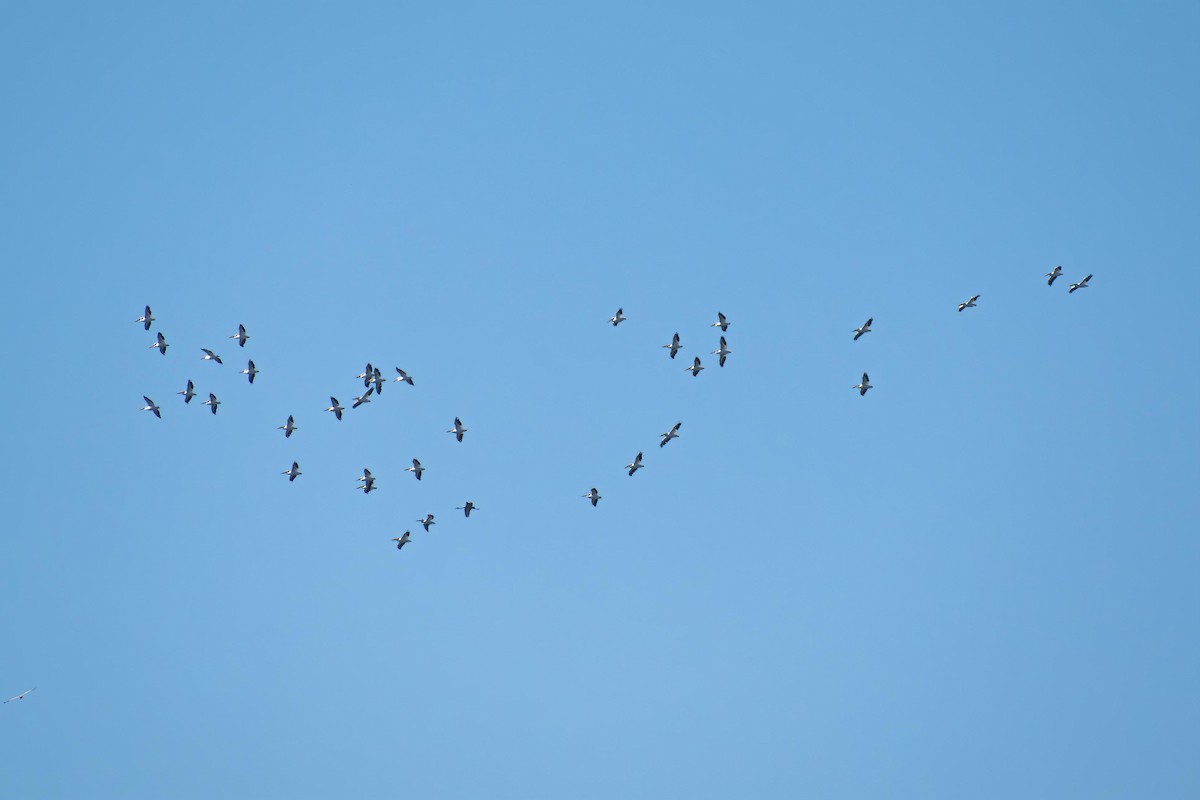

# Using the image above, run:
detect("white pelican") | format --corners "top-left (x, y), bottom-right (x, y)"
top-left (853, 372), bottom-right (872, 396)
top-left (141, 396), bottom-right (161, 418)
top-left (957, 295), bottom-right (979, 312)
top-left (686, 356), bottom-right (704, 376)
top-left (447, 417), bottom-right (467, 442)
top-left (135, 306), bottom-right (154, 331)
top-left (203, 392), bottom-right (221, 414)
top-left (200, 348), bottom-right (223, 364)
top-left (360, 470), bottom-right (377, 493)
top-left (1046, 266), bottom-right (1063, 286)
top-left (406, 458), bottom-right (424, 480)
top-left (3, 687), bottom-right (36, 704)
top-left (239, 360), bottom-right (259, 384)
top-left (609, 308), bottom-right (626, 326)
top-left (277, 414), bottom-right (297, 438)
top-left (370, 367), bottom-right (384, 394)
top-left (355, 363), bottom-right (374, 386)
top-left (394, 367), bottom-right (415, 385)
top-left (351, 388), bottom-right (373, 409)
top-left (229, 324), bottom-right (249, 348)
top-left (456, 501), bottom-right (476, 518)
top-left (853, 318), bottom-right (873, 341)
top-left (626, 452), bottom-right (644, 476)
top-left (282, 461), bottom-right (301, 482)
top-left (1068, 274), bottom-right (1092, 293)
top-left (418, 513), bottom-right (435, 531)
top-left (662, 332), bottom-right (681, 359)
top-left (583, 487), bottom-right (601, 506)
top-left (392, 532), bottom-right (411, 550)
top-left (711, 312), bottom-right (730, 332)
top-left (660, 422), bottom-right (681, 447)
top-left (150, 332), bottom-right (168, 355)
top-left (712, 336), bottom-right (731, 367)
top-left (177, 380), bottom-right (196, 404)
top-left (324, 396), bottom-right (344, 420)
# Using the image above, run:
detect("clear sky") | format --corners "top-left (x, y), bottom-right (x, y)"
top-left (2, 2), bottom-right (1198, 797)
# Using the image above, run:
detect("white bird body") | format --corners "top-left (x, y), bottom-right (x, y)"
top-left (392, 531), bottom-right (412, 550)
top-left (853, 372), bottom-right (872, 396)
top-left (609, 308), bottom-right (626, 326)
top-left (203, 392), bottom-right (220, 414)
top-left (141, 396), bottom-right (161, 418)
top-left (324, 397), bottom-right (344, 420)
top-left (711, 336), bottom-right (731, 367)
top-left (239, 360), bottom-right (259, 383)
top-left (711, 312), bottom-right (730, 332)
top-left (660, 422), bottom-right (682, 447)
top-left (686, 356), bottom-right (704, 376)
top-left (394, 367), bottom-right (414, 385)
top-left (370, 367), bottom-right (384, 394)
top-left (853, 318), bottom-right (873, 341)
top-left (1046, 266), bottom-right (1063, 286)
top-left (662, 332), bottom-right (681, 358)
top-left (351, 389), bottom-right (373, 409)
top-left (282, 461), bottom-right (301, 481)
top-left (355, 363), bottom-right (374, 385)
top-left (583, 487), bottom-right (601, 506)
top-left (135, 306), bottom-right (154, 331)
top-left (278, 415), bottom-right (297, 437)
top-left (626, 452), bottom-right (644, 476)
top-left (229, 324), bottom-right (249, 347)
top-left (4, 687), bottom-right (36, 704)
top-left (177, 379), bottom-right (196, 403)
top-left (1069, 274), bottom-right (1093, 293)
top-left (150, 332), bottom-right (168, 355)
top-left (406, 458), bottom-right (424, 480)
top-left (957, 295), bottom-right (980, 312)
top-left (447, 417), bottom-right (467, 442)
top-left (418, 514), bottom-right (435, 531)
top-left (200, 348), bottom-right (223, 364)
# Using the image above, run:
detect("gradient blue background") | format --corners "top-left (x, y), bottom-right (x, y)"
top-left (2, 2), bottom-right (1198, 797)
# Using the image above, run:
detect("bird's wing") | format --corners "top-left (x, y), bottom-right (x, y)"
top-left (143, 396), bottom-right (153, 405)
top-left (863, 372), bottom-right (869, 383)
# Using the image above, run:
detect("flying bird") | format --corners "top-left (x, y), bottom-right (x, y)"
top-left (712, 336), bottom-right (731, 367)
top-left (177, 380), bottom-right (196, 404)
top-left (456, 501), bottom-right (476, 518)
top-left (277, 415), bottom-right (297, 438)
top-left (324, 397), bottom-right (344, 420)
top-left (853, 372), bottom-right (872, 396)
top-left (1046, 266), bottom-right (1063, 286)
top-left (659, 422), bottom-right (682, 447)
top-left (626, 452), bottom-right (644, 476)
top-left (239, 360), bottom-right (259, 384)
top-left (351, 388), bottom-right (373, 409)
top-left (418, 514), bottom-right (436, 532)
top-left (355, 363), bottom-right (374, 387)
top-left (394, 367), bottom-right (415, 385)
top-left (609, 308), bottom-right (626, 326)
top-left (3, 688), bottom-right (36, 704)
top-left (686, 356), bottom-right (704, 376)
top-left (371, 367), bottom-right (384, 394)
top-left (711, 312), bottom-right (730, 332)
top-left (203, 392), bottom-right (221, 414)
top-left (359, 468), bottom-right (377, 493)
top-left (447, 417), bottom-right (467, 442)
top-left (200, 348), bottom-right (223, 364)
top-left (1068, 274), bottom-right (1093, 293)
top-left (135, 306), bottom-right (155, 331)
top-left (957, 295), bottom-right (980, 312)
top-left (141, 396), bottom-right (161, 419)
top-left (392, 532), bottom-right (412, 550)
top-left (282, 461), bottom-right (301, 482)
top-left (150, 331), bottom-right (168, 355)
top-left (406, 458), bottom-right (424, 480)
top-left (229, 324), bottom-right (249, 347)
top-left (853, 318), bottom-right (873, 341)
top-left (662, 332), bottom-right (681, 359)
top-left (583, 487), bottom-right (601, 506)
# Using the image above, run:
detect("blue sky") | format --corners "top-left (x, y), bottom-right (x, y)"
top-left (2, 2), bottom-right (1198, 797)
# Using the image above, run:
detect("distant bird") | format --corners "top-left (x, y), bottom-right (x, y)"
top-left (324, 396), bottom-right (344, 420)
top-left (393, 367), bottom-right (415, 385)
top-left (406, 458), bottom-right (424, 480)
top-left (659, 422), bottom-right (682, 447)
top-left (200, 348), bottom-right (223, 364)
top-left (626, 452), bottom-right (644, 476)
top-left (447, 417), bottom-right (467, 442)
top-left (359, 468), bottom-right (377, 493)
top-left (1068, 274), bottom-right (1093, 293)
top-left (351, 388), bottom-right (373, 409)
top-left (141, 396), bottom-right (161, 419)
top-left (712, 336), bottom-right (731, 367)
top-left (177, 380), bottom-right (196, 404)
top-left (150, 331), bottom-right (168, 355)
top-left (277, 414), bottom-right (297, 438)
top-left (418, 513), bottom-right (435, 532)
top-left (456, 501), bottom-right (476, 518)
top-left (392, 532), bottom-right (412, 550)
top-left (711, 312), bottom-right (730, 332)
top-left (356, 363), bottom-right (374, 387)
top-left (1046, 266), bottom-right (1063, 286)
top-left (609, 308), bottom-right (626, 326)
top-left (853, 318), bottom-right (873, 341)
top-left (239, 360), bottom-right (259, 384)
top-left (135, 306), bottom-right (155, 331)
top-left (3, 688), bottom-right (36, 704)
top-left (282, 461), bottom-right (301, 482)
top-left (583, 487), bottom-right (601, 506)
top-left (371, 367), bottom-right (384, 395)
top-left (853, 372), bottom-right (872, 396)
top-left (229, 324), bottom-right (249, 348)
top-left (957, 295), bottom-right (980, 312)
top-left (662, 332), bottom-right (682, 359)
top-left (203, 392), bottom-right (221, 414)
top-left (686, 356), bottom-right (704, 376)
